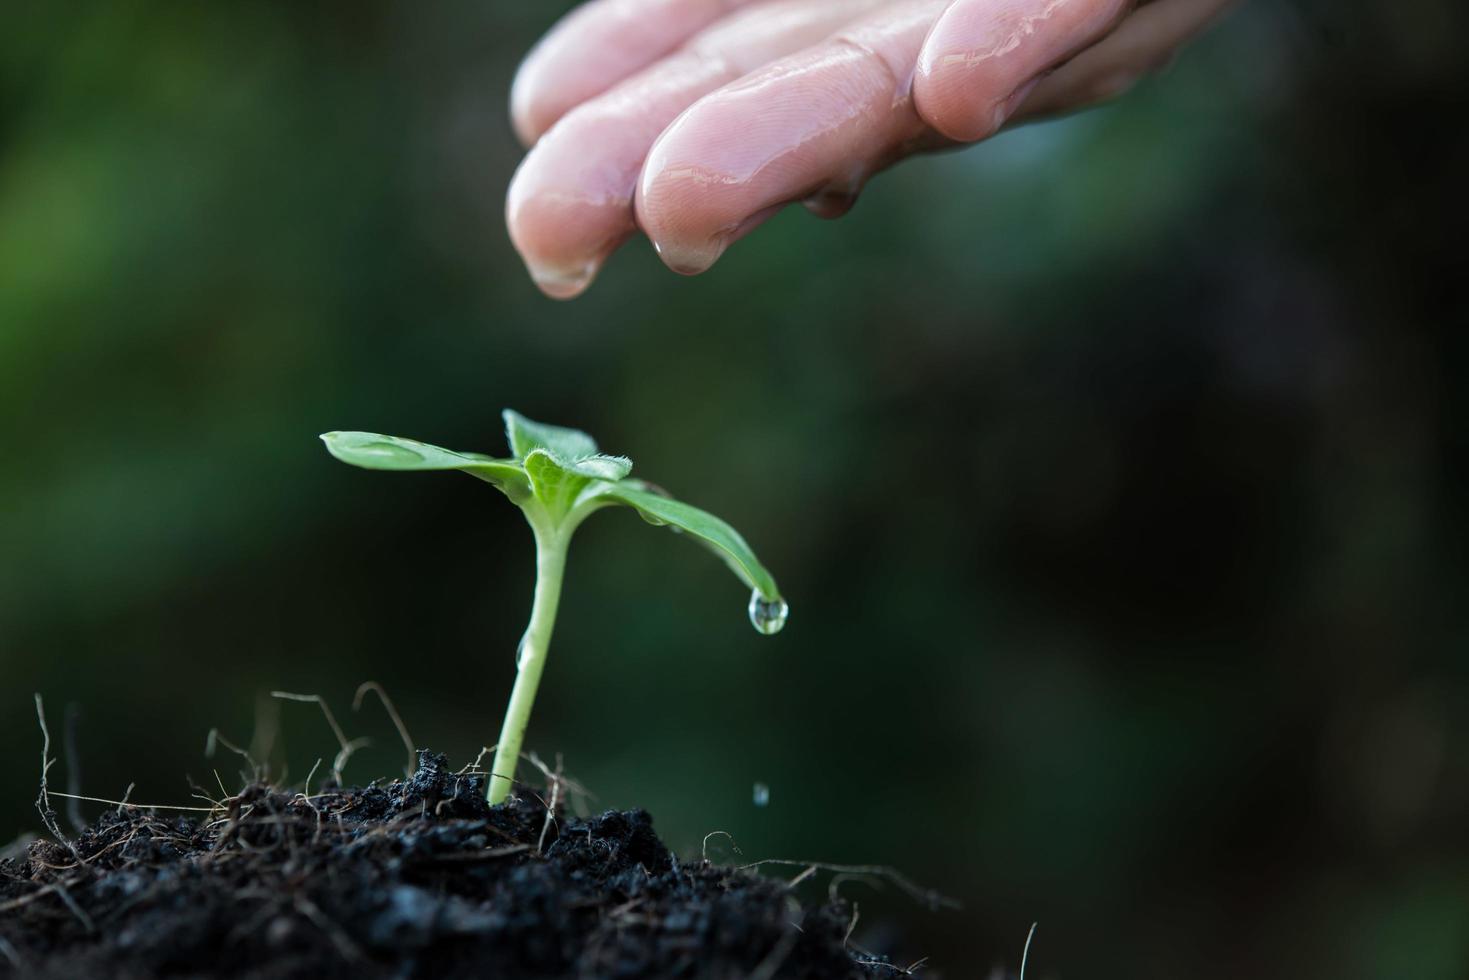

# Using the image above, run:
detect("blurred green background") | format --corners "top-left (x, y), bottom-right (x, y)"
top-left (3, 1), bottom-right (1466, 977)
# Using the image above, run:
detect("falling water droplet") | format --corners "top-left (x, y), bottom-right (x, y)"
top-left (753, 782), bottom-right (770, 807)
top-left (358, 441), bottom-right (423, 463)
top-left (747, 591), bottom-right (789, 636)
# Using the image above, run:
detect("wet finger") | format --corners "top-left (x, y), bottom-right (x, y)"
top-left (914, 0), bottom-right (1134, 143)
top-left (511, 0), bottom-right (764, 147)
top-left (636, 0), bottom-right (951, 276)
top-left (1014, 0), bottom-right (1237, 119)
top-left (507, 0), bottom-right (885, 298)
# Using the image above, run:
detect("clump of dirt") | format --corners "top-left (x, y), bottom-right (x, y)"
top-left (0, 752), bottom-right (910, 979)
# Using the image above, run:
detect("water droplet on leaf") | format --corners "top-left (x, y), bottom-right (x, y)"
top-left (747, 591), bottom-right (789, 636)
top-left (515, 633), bottom-right (528, 669)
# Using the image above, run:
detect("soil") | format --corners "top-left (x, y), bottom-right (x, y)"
top-left (0, 752), bottom-right (918, 979)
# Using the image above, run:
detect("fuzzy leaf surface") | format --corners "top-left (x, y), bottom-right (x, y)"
top-left (503, 410), bottom-right (600, 463)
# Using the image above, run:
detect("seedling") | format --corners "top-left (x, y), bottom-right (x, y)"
top-left (321, 411), bottom-right (787, 804)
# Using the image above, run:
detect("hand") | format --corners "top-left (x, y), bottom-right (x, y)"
top-left (506, 0), bottom-right (1236, 299)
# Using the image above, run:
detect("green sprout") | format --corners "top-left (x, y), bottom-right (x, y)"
top-left (321, 410), bottom-right (787, 804)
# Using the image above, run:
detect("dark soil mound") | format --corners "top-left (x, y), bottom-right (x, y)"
top-left (0, 752), bottom-right (906, 979)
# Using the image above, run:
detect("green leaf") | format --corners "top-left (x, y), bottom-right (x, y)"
top-left (322, 415), bottom-right (781, 611)
top-left (503, 410), bottom-right (600, 463)
top-left (597, 483), bottom-right (781, 601)
top-left (523, 449), bottom-right (592, 516)
top-left (320, 431), bottom-right (529, 496)
top-left (566, 454), bottom-right (633, 481)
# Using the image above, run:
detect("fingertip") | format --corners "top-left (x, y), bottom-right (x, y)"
top-left (510, 43), bottom-right (745, 290)
top-left (508, 81), bottom-right (538, 148)
top-left (635, 169), bottom-right (721, 276)
top-left (510, 0), bottom-right (753, 149)
top-left (912, 17), bottom-right (1012, 143)
top-left (638, 165), bottom-right (783, 276)
top-left (637, 15), bottom-right (930, 275)
top-left (915, 0), bottom-right (1132, 143)
top-left (506, 158), bottom-right (625, 301)
top-left (509, 50), bottom-right (559, 147)
top-left (506, 203), bottom-right (618, 300)
top-left (913, 71), bottom-right (997, 143)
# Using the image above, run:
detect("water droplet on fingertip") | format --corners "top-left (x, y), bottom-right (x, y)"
top-left (747, 591), bottom-right (789, 636)
top-left (529, 260), bottom-right (598, 301)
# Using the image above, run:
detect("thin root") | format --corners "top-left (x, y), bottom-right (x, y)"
top-left (48, 882), bottom-right (96, 934)
top-left (536, 756), bottom-right (562, 854)
top-left (456, 745), bottom-right (495, 776)
top-left (293, 894), bottom-right (365, 964)
top-left (738, 859), bottom-right (959, 912)
top-left (353, 682), bottom-right (417, 778)
top-left (748, 896), bottom-right (803, 980)
top-left (49, 792), bottom-right (219, 814)
top-left (0, 881), bottom-right (97, 933)
top-left (33, 695), bottom-right (85, 865)
top-left (271, 691), bottom-right (368, 785)
top-left (702, 830), bottom-right (743, 863)
top-left (302, 758), bottom-right (323, 800)
top-left (247, 693), bottom-right (282, 779)
top-left (206, 729), bottom-right (263, 784)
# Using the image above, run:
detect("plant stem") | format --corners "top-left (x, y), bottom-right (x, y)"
top-left (488, 523), bottom-right (568, 804)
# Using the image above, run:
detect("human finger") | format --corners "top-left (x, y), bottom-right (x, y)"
top-left (511, 0), bottom-right (763, 147)
top-left (507, 0), bottom-right (886, 298)
top-left (1013, 0), bottom-right (1237, 120)
top-left (636, 0), bottom-right (951, 276)
top-left (914, 0), bottom-right (1135, 143)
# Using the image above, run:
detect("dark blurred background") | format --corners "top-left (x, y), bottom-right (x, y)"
top-left (3, 1), bottom-right (1466, 977)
